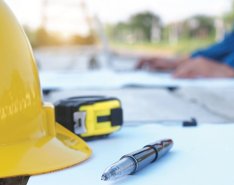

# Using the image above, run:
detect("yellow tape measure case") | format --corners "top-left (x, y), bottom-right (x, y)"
top-left (55, 96), bottom-right (123, 139)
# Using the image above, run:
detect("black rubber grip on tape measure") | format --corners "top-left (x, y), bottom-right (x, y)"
top-left (97, 108), bottom-right (123, 126)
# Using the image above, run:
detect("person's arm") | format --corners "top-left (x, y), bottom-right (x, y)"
top-left (136, 31), bottom-right (234, 72)
top-left (223, 52), bottom-right (234, 68)
top-left (191, 32), bottom-right (234, 62)
top-left (173, 57), bottom-right (234, 78)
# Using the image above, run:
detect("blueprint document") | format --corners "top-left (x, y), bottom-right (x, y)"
top-left (28, 123), bottom-right (234, 185)
top-left (39, 69), bottom-right (234, 90)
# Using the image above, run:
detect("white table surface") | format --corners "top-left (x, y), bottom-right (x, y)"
top-left (39, 70), bottom-right (234, 90)
top-left (176, 87), bottom-right (234, 120)
top-left (45, 89), bottom-right (229, 123)
top-left (28, 123), bottom-right (234, 185)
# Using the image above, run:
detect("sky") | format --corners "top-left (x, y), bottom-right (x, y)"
top-left (5, 0), bottom-right (232, 36)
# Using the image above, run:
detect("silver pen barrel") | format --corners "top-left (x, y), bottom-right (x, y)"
top-left (126, 139), bottom-right (173, 172)
top-left (101, 139), bottom-right (173, 181)
top-left (144, 139), bottom-right (173, 161)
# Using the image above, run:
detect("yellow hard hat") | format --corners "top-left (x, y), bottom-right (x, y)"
top-left (0, 0), bottom-right (91, 178)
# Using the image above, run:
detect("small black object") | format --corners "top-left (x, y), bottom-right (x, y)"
top-left (182, 118), bottom-right (198, 127)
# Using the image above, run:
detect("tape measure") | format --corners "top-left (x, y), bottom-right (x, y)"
top-left (55, 96), bottom-right (123, 140)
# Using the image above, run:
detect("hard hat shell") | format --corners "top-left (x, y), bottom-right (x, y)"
top-left (0, 0), bottom-right (91, 178)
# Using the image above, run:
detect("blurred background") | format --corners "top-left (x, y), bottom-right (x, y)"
top-left (6, 0), bottom-right (234, 71)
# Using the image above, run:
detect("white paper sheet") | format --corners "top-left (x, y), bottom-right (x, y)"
top-left (39, 70), bottom-right (234, 90)
top-left (28, 123), bottom-right (234, 185)
top-left (47, 89), bottom-right (227, 123)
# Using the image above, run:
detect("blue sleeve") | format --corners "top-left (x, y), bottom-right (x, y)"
top-left (191, 32), bottom-right (234, 62)
top-left (223, 52), bottom-right (234, 68)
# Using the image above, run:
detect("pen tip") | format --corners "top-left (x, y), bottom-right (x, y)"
top-left (101, 174), bottom-right (108, 181)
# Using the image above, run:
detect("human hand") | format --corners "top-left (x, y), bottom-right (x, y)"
top-left (136, 57), bottom-right (185, 71)
top-left (173, 57), bottom-right (234, 78)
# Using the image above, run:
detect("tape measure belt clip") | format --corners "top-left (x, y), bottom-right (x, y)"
top-left (96, 108), bottom-right (123, 126)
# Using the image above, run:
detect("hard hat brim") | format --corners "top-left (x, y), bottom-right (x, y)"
top-left (0, 123), bottom-right (92, 178)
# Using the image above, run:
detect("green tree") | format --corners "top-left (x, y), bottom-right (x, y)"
top-left (183, 15), bottom-right (215, 39)
top-left (224, 0), bottom-right (234, 30)
top-left (110, 11), bottom-right (161, 43)
top-left (129, 11), bottom-right (161, 41)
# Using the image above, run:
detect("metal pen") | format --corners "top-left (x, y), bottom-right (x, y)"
top-left (101, 139), bottom-right (173, 181)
